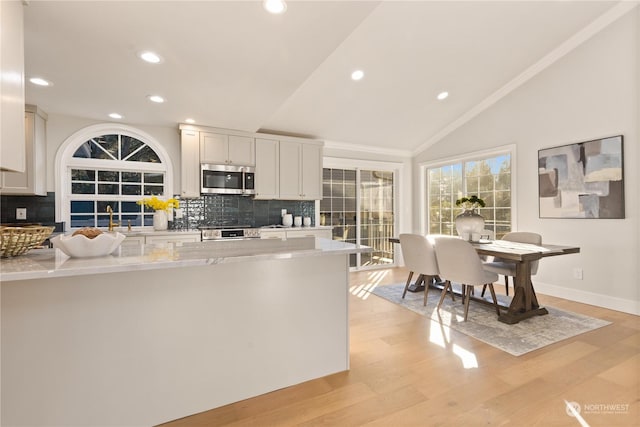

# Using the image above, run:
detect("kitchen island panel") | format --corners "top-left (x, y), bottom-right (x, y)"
top-left (2, 253), bottom-right (349, 426)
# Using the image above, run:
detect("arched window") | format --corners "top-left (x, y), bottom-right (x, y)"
top-left (55, 124), bottom-right (173, 229)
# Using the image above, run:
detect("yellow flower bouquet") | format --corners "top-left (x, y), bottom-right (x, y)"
top-left (137, 196), bottom-right (179, 212)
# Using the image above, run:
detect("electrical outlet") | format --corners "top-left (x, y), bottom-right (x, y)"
top-left (16, 208), bottom-right (27, 220)
top-left (573, 267), bottom-right (583, 280)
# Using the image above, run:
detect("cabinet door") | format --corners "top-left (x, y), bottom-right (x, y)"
top-left (180, 130), bottom-right (200, 198)
top-left (254, 138), bottom-right (279, 199)
top-left (122, 236), bottom-right (145, 246)
top-left (259, 230), bottom-right (286, 239)
top-left (300, 144), bottom-right (322, 200)
top-left (286, 229), bottom-right (331, 239)
top-left (146, 235), bottom-right (200, 245)
top-left (278, 140), bottom-right (301, 200)
top-left (1, 110), bottom-right (47, 195)
top-left (200, 132), bottom-right (228, 164)
top-left (228, 135), bottom-right (255, 166)
top-left (0, 0), bottom-right (25, 173)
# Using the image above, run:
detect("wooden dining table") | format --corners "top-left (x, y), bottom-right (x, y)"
top-left (389, 236), bottom-right (580, 324)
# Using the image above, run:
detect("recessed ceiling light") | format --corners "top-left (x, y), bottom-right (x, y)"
top-left (263, 0), bottom-right (287, 14)
top-left (108, 113), bottom-right (123, 119)
top-left (437, 91), bottom-right (449, 100)
top-left (351, 70), bottom-right (364, 81)
top-left (139, 51), bottom-right (162, 64)
top-left (185, 118), bottom-right (195, 124)
top-left (29, 77), bottom-right (52, 86)
top-left (147, 95), bottom-right (165, 103)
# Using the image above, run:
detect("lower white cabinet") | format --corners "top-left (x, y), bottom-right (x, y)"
top-left (123, 232), bottom-right (201, 245)
top-left (121, 236), bottom-right (145, 246)
top-left (260, 228), bottom-right (332, 240)
top-left (145, 234), bottom-right (200, 245)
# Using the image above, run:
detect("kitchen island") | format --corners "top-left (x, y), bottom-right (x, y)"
top-left (1, 237), bottom-right (370, 426)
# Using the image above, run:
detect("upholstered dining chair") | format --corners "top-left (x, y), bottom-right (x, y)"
top-left (399, 233), bottom-right (441, 306)
top-left (433, 237), bottom-right (500, 322)
top-left (481, 231), bottom-right (542, 297)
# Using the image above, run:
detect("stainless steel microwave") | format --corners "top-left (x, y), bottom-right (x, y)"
top-left (201, 164), bottom-right (255, 195)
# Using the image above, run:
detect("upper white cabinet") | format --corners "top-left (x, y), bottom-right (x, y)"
top-left (200, 132), bottom-right (254, 166)
top-left (279, 140), bottom-right (323, 200)
top-left (180, 129), bottom-right (200, 198)
top-left (179, 124), bottom-right (323, 200)
top-left (254, 138), bottom-right (279, 200)
top-left (0, 0), bottom-right (25, 172)
top-left (1, 105), bottom-right (47, 195)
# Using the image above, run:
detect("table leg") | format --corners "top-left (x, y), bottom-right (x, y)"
top-left (498, 260), bottom-right (548, 324)
top-left (407, 274), bottom-right (426, 292)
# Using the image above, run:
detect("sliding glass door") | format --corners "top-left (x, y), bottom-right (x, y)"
top-left (320, 167), bottom-right (395, 269)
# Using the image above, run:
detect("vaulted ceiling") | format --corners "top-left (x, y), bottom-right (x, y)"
top-left (24, 1), bottom-right (624, 155)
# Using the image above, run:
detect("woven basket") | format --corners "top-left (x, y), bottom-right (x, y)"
top-left (0, 226), bottom-right (55, 257)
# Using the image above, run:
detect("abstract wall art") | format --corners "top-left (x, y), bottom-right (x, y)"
top-left (538, 135), bottom-right (624, 219)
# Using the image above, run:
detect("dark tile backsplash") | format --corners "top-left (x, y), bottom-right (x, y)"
top-left (1, 192), bottom-right (65, 231)
top-left (173, 195), bottom-right (315, 230)
top-left (0, 192), bottom-right (314, 231)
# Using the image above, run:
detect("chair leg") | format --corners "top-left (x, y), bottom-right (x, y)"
top-left (463, 285), bottom-right (472, 321)
top-left (505, 276), bottom-right (509, 296)
top-left (402, 271), bottom-right (414, 299)
top-left (437, 280), bottom-right (451, 310)
top-left (423, 275), bottom-right (430, 306)
top-left (487, 283), bottom-right (501, 316)
top-left (480, 284), bottom-right (487, 297)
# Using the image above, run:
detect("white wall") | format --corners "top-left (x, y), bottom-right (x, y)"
top-left (415, 9), bottom-right (639, 314)
top-left (45, 114), bottom-right (181, 192)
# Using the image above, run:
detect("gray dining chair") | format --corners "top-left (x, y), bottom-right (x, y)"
top-left (481, 231), bottom-right (542, 297)
top-left (399, 233), bottom-right (441, 306)
top-left (434, 236), bottom-right (500, 321)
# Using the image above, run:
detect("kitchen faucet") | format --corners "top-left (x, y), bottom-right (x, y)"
top-left (106, 205), bottom-right (119, 231)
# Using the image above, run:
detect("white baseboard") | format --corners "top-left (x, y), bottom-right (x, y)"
top-left (533, 280), bottom-right (640, 316)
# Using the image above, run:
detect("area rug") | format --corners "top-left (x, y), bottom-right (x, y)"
top-left (370, 283), bottom-right (611, 356)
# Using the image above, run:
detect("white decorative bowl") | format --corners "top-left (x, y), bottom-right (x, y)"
top-left (51, 232), bottom-right (126, 258)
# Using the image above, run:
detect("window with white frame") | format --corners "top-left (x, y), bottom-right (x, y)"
top-left (425, 148), bottom-right (513, 239)
top-left (56, 124), bottom-right (173, 229)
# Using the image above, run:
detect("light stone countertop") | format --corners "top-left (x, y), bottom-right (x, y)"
top-left (0, 237), bottom-right (370, 282)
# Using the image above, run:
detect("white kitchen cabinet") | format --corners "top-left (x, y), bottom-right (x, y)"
top-left (285, 228), bottom-right (332, 239)
top-left (180, 129), bottom-right (200, 198)
top-left (259, 229), bottom-right (287, 239)
top-left (260, 228), bottom-right (332, 240)
top-left (279, 140), bottom-right (322, 200)
top-left (123, 232), bottom-right (201, 246)
top-left (1, 105), bottom-right (47, 195)
top-left (0, 0), bottom-right (25, 173)
top-left (121, 236), bottom-right (145, 246)
top-left (200, 132), bottom-right (254, 166)
top-left (145, 234), bottom-right (200, 245)
top-left (254, 137), bottom-right (279, 199)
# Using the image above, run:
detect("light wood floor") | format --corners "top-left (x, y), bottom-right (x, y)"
top-left (161, 267), bottom-right (639, 426)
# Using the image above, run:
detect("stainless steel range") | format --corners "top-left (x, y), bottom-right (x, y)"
top-left (200, 225), bottom-right (261, 240)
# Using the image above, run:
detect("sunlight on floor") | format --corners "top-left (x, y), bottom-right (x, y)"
top-left (349, 270), bottom-right (390, 300)
top-left (350, 271), bottom-right (479, 369)
top-left (429, 304), bottom-right (479, 369)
